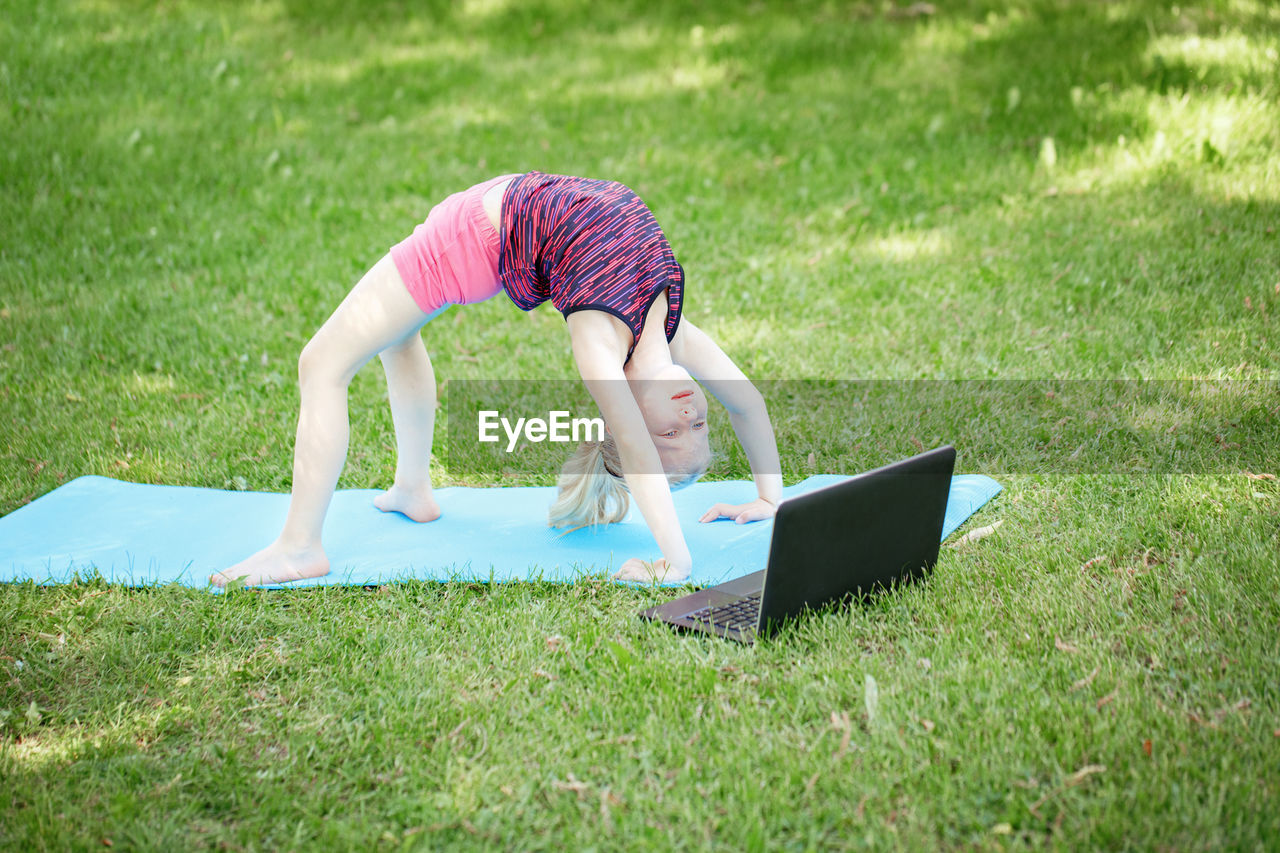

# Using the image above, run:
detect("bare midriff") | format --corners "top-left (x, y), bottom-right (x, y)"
top-left (482, 178), bottom-right (514, 235)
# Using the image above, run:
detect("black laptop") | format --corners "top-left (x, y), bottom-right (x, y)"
top-left (640, 445), bottom-right (956, 644)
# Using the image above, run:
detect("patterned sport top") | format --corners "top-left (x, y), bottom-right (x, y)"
top-left (499, 172), bottom-right (684, 362)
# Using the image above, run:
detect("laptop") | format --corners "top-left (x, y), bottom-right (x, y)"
top-left (640, 445), bottom-right (956, 644)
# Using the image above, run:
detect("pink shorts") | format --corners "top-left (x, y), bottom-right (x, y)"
top-left (390, 174), bottom-right (519, 317)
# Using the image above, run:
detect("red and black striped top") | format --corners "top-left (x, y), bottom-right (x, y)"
top-left (499, 171), bottom-right (684, 362)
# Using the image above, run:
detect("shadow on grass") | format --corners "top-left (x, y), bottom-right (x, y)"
top-left (8, 0), bottom-right (1271, 266)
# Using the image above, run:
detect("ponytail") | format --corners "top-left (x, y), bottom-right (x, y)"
top-left (548, 434), bottom-right (630, 530)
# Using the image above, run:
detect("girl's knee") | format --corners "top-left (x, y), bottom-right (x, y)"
top-left (298, 338), bottom-right (324, 379)
top-left (298, 337), bottom-right (355, 389)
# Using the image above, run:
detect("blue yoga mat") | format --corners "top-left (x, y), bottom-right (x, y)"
top-left (0, 475), bottom-right (1001, 588)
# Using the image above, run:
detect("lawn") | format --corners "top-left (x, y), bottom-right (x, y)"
top-left (1, 0), bottom-right (1278, 848)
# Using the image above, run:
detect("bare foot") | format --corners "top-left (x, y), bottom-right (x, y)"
top-left (210, 541), bottom-right (330, 588)
top-left (374, 483), bottom-right (441, 522)
top-left (614, 557), bottom-right (689, 584)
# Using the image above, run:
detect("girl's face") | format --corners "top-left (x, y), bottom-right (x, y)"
top-left (633, 365), bottom-right (711, 475)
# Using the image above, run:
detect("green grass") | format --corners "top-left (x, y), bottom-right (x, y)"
top-left (2, 0), bottom-right (1278, 848)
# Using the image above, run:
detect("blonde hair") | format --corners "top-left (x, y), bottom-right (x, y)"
top-left (548, 434), bottom-right (711, 530)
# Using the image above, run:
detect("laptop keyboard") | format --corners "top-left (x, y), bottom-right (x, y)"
top-left (687, 592), bottom-right (762, 631)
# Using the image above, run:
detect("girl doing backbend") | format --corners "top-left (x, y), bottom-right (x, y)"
top-left (211, 171), bottom-right (782, 588)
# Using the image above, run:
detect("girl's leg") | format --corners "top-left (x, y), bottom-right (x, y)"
top-left (211, 254), bottom-right (432, 587)
top-left (372, 328), bottom-right (443, 522)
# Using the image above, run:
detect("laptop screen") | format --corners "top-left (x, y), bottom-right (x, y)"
top-left (756, 446), bottom-right (956, 635)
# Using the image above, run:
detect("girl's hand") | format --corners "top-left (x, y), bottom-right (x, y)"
top-left (614, 557), bottom-right (689, 584)
top-left (699, 497), bottom-right (777, 525)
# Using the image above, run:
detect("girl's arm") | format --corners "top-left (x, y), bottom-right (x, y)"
top-left (567, 314), bottom-right (693, 578)
top-left (670, 319), bottom-right (783, 522)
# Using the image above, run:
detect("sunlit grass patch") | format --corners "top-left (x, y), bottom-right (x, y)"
top-left (860, 228), bottom-right (955, 264)
top-left (1144, 28), bottom-right (1279, 88)
top-left (1051, 89), bottom-right (1279, 193)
